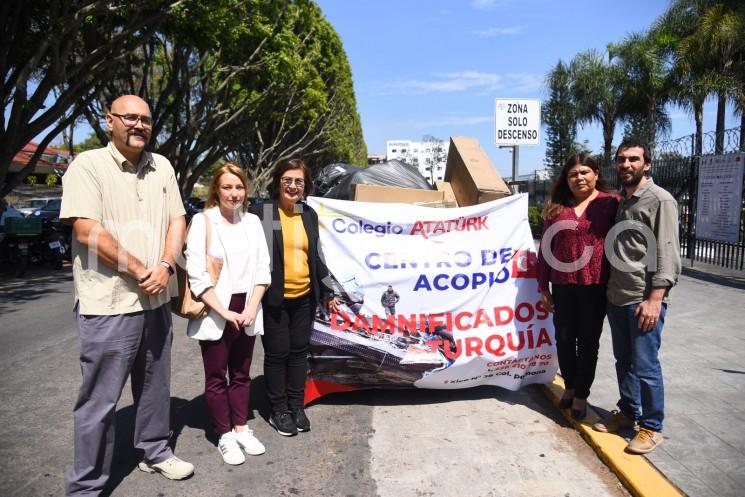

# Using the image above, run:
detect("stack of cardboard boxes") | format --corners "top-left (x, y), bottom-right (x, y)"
top-left (352, 136), bottom-right (510, 207)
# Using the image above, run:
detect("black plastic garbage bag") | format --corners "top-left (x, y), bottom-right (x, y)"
top-left (322, 160), bottom-right (433, 200)
top-left (314, 163), bottom-right (361, 197)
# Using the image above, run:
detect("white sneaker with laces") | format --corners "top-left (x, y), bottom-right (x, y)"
top-left (137, 455), bottom-right (194, 480)
top-left (233, 427), bottom-right (266, 455)
top-left (218, 432), bottom-right (246, 465)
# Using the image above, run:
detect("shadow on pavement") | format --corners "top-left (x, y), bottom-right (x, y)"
top-left (100, 375), bottom-right (274, 495)
top-left (0, 266), bottom-right (72, 314)
top-left (681, 266), bottom-right (745, 290)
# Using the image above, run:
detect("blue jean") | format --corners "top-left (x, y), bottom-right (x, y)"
top-left (606, 302), bottom-right (666, 432)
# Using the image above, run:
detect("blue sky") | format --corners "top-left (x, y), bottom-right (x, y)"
top-left (316, 0), bottom-right (739, 178)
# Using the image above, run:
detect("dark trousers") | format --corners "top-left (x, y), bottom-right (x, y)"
top-left (66, 304), bottom-right (173, 497)
top-left (551, 284), bottom-right (607, 399)
top-left (199, 293), bottom-right (256, 436)
top-left (262, 294), bottom-right (314, 413)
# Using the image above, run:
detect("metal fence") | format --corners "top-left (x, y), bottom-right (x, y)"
top-left (523, 126), bottom-right (745, 271)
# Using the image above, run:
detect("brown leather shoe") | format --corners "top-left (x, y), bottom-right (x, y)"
top-left (626, 428), bottom-right (663, 454)
top-left (592, 410), bottom-right (637, 433)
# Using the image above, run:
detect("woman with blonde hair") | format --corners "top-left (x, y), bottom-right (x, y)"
top-left (537, 153), bottom-right (619, 420)
top-left (186, 163), bottom-right (271, 465)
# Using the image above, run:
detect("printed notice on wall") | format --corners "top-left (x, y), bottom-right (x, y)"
top-left (695, 153), bottom-right (744, 243)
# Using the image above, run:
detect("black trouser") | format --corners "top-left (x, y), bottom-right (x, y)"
top-left (552, 284), bottom-right (607, 400)
top-left (262, 294), bottom-right (314, 413)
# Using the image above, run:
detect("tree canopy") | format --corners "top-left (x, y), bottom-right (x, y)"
top-left (542, 0), bottom-right (745, 163)
top-left (1, 0), bottom-right (367, 198)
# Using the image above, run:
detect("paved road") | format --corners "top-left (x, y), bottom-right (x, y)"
top-left (0, 266), bottom-right (627, 497)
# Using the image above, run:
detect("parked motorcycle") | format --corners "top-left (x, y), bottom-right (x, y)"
top-left (34, 218), bottom-right (69, 269)
top-left (0, 217), bottom-right (42, 277)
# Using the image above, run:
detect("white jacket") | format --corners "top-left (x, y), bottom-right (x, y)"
top-left (185, 207), bottom-right (271, 340)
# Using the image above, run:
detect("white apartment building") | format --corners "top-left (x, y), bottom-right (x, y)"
top-left (386, 138), bottom-right (448, 184)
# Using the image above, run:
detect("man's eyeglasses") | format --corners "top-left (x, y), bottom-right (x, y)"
top-left (111, 113), bottom-right (153, 128)
top-left (281, 177), bottom-right (305, 188)
top-left (615, 155), bottom-right (642, 164)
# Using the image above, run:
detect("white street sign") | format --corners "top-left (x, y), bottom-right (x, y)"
top-left (494, 98), bottom-right (541, 146)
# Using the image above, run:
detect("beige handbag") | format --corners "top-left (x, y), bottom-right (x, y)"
top-left (171, 215), bottom-right (223, 319)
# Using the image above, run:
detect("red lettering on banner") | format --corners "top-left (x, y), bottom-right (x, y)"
top-left (331, 311), bottom-right (351, 330)
top-left (465, 337), bottom-right (483, 356)
top-left (492, 306), bottom-right (514, 325)
top-left (454, 311), bottom-right (473, 330)
top-left (353, 314), bottom-right (370, 332)
top-left (371, 315), bottom-right (395, 334)
top-left (536, 328), bottom-right (552, 347)
top-left (485, 334), bottom-right (505, 356)
top-left (473, 309), bottom-right (494, 328)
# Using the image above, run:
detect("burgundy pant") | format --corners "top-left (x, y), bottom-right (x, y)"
top-left (199, 293), bottom-right (256, 436)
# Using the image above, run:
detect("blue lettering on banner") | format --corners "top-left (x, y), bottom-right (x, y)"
top-left (332, 218), bottom-right (404, 237)
top-left (413, 268), bottom-right (511, 291)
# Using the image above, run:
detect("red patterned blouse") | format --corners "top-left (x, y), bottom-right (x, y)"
top-left (537, 190), bottom-right (619, 291)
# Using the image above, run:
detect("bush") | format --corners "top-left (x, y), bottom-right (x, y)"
top-left (45, 174), bottom-right (59, 186)
top-left (25, 175), bottom-right (37, 185)
top-left (528, 206), bottom-right (544, 239)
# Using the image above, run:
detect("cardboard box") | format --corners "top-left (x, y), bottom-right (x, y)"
top-left (435, 181), bottom-right (459, 207)
top-left (353, 184), bottom-right (445, 204)
top-left (444, 136), bottom-right (511, 206)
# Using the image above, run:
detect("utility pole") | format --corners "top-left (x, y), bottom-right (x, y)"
top-left (511, 145), bottom-right (520, 193)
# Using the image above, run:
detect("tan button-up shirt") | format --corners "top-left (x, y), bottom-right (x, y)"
top-left (60, 142), bottom-right (185, 315)
top-left (606, 178), bottom-right (682, 306)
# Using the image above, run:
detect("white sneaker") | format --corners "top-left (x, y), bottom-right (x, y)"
top-left (218, 432), bottom-right (246, 465)
top-left (233, 427), bottom-right (266, 455)
top-left (138, 455), bottom-right (194, 480)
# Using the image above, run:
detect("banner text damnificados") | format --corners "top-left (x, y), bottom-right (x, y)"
top-left (331, 299), bottom-right (550, 333)
top-left (329, 300), bottom-right (552, 359)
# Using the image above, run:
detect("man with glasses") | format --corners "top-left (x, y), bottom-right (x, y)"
top-left (592, 137), bottom-right (681, 454)
top-left (61, 95), bottom-right (193, 495)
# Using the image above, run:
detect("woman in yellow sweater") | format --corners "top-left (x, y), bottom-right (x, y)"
top-left (250, 158), bottom-right (338, 436)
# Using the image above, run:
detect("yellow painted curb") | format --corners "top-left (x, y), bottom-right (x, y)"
top-left (542, 376), bottom-right (685, 497)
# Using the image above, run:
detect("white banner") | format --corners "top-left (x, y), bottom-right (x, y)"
top-left (306, 194), bottom-right (557, 394)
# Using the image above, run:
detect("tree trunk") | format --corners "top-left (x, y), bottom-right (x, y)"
top-left (602, 116), bottom-right (615, 168)
top-left (715, 92), bottom-right (726, 154)
top-left (695, 102), bottom-right (703, 157)
top-left (647, 99), bottom-right (656, 154)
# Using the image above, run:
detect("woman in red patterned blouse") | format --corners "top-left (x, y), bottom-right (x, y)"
top-left (537, 153), bottom-right (619, 420)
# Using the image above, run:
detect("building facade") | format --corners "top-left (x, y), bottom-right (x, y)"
top-left (386, 138), bottom-right (448, 184)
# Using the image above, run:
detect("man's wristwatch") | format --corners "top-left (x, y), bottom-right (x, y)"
top-left (159, 260), bottom-right (175, 275)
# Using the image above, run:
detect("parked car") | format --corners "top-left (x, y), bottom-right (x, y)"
top-left (31, 197), bottom-right (62, 219)
top-left (15, 197), bottom-right (60, 217)
top-left (184, 197), bottom-right (206, 224)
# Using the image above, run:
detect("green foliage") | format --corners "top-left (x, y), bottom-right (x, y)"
top-left (542, 61), bottom-right (578, 172)
top-left (570, 49), bottom-right (625, 166)
top-left (78, 0), bottom-right (366, 196)
top-left (528, 206), bottom-right (544, 239)
top-left (45, 174), bottom-right (59, 186)
top-left (544, 0), bottom-right (745, 155)
top-left (74, 133), bottom-right (104, 153)
top-left (25, 175), bottom-right (37, 186)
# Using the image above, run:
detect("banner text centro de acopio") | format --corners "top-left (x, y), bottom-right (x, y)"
top-left (305, 194), bottom-right (558, 394)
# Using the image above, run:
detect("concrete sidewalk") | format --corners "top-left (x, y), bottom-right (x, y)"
top-left (582, 269), bottom-right (745, 497)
